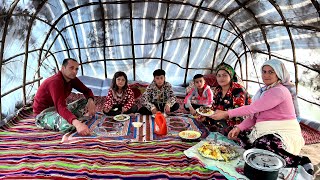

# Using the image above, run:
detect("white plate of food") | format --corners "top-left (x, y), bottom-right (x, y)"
top-left (113, 114), bottom-right (130, 121)
top-left (196, 107), bottom-right (214, 116)
top-left (198, 142), bottom-right (239, 162)
top-left (178, 130), bottom-right (201, 141)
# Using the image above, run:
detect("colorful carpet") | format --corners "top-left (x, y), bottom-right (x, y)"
top-left (0, 107), bottom-right (225, 179)
top-left (301, 123), bottom-right (320, 145)
top-left (62, 113), bottom-right (208, 144)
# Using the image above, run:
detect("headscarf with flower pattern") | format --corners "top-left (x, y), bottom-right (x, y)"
top-left (216, 62), bottom-right (238, 82)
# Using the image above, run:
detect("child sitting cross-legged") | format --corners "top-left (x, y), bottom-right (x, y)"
top-left (103, 71), bottom-right (138, 116)
top-left (138, 69), bottom-right (179, 115)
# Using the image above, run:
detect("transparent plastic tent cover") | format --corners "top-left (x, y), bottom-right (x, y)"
top-left (1, 0), bottom-right (319, 121)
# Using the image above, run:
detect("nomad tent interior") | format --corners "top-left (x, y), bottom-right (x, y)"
top-left (0, 0), bottom-right (320, 179)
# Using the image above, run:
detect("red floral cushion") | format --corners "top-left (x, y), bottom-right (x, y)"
top-left (203, 74), bottom-right (218, 87)
top-left (128, 83), bottom-right (148, 99)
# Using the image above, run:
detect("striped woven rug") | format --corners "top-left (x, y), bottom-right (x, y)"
top-left (0, 107), bottom-right (225, 179)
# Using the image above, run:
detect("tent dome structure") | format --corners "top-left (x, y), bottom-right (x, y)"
top-left (1, 0), bottom-right (320, 121)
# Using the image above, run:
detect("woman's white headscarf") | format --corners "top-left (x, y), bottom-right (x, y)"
top-left (263, 59), bottom-right (291, 86)
top-left (252, 59), bottom-right (300, 117)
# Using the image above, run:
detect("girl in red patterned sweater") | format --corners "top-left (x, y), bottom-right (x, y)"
top-left (103, 71), bottom-right (138, 116)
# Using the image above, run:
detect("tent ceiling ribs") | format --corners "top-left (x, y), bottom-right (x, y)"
top-left (62, 0), bottom-right (84, 75)
top-left (223, 0), bottom-right (257, 88)
top-left (234, 0), bottom-right (271, 60)
top-left (129, 1), bottom-right (136, 80)
top-left (227, 22), bottom-right (320, 86)
top-left (211, 19), bottom-right (226, 73)
top-left (98, 0), bottom-right (107, 78)
top-left (0, 0), bottom-right (20, 121)
top-left (38, 0), bottom-right (239, 71)
top-left (3, 49), bottom-right (58, 67)
top-left (243, 50), bottom-right (320, 74)
top-left (310, 0), bottom-right (320, 17)
top-left (80, 57), bottom-right (214, 71)
top-left (160, 2), bottom-right (170, 69)
top-left (211, 0), bottom-right (253, 73)
top-left (183, 0), bottom-right (205, 86)
top-left (52, 16), bottom-right (240, 41)
top-left (22, 0), bottom-right (47, 105)
top-left (7, 13), bottom-right (68, 69)
top-left (36, 2), bottom-right (101, 80)
top-left (268, 0), bottom-right (298, 92)
top-left (46, 36), bottom-right (241, 68)
top-left (1, 77), bottom-right (43, 98)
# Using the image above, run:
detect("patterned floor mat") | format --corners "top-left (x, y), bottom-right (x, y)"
top-left (61, 113), bottom-right (208, 144)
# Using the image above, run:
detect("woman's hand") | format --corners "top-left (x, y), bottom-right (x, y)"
top-left (103, 107), bottom-right (110, 114)
top-left (151, 108), bottom-right (158, 114)
top-left (121, 107), bottom-right (127, 113)
top-left (227, 126), bottom-right (240, 140)
top-left (210, 110), bottom-right (228, 120)
top-left (190, 107), bottom-right (196, 115)
top-left (164, 105), bottom-right (170, 114)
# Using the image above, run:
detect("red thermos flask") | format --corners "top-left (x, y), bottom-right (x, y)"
top-left (154, 111), bottom-right (167, 135)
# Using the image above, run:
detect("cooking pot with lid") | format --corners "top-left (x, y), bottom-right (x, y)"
top-left (243, 148), bottom-right (286, 180)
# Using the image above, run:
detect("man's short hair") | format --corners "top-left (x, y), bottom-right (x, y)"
top-left (153, 69), bottom-right (166, 77)
top-left (193, 74), bottom-right (204, 80)
top-left (62, 58), bottom-right (78, 67)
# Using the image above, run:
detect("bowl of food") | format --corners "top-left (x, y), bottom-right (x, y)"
top-left (132, 122), bottom-right (143, 128)
top-left (178, 130), bottom-right (201, 142)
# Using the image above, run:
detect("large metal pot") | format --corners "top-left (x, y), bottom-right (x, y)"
top-left (243, 149), bottom-right (286, 180)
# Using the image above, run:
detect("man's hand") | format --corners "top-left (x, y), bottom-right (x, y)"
top-left (72, 119), bottom-right (91, 136)
top-left (86, 98), bottom-right (96, 116)
top-left (151, 108), bottom-right (158, 114)
top-left (164, 105), bottom-right (170, 114)
top-left (210, 110), bottom-right (228, 120)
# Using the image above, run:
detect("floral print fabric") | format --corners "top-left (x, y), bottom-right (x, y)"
top-left (204, 82), bottom-right (251, 135)
top-left (104, 87), bottom-right (135, 110)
